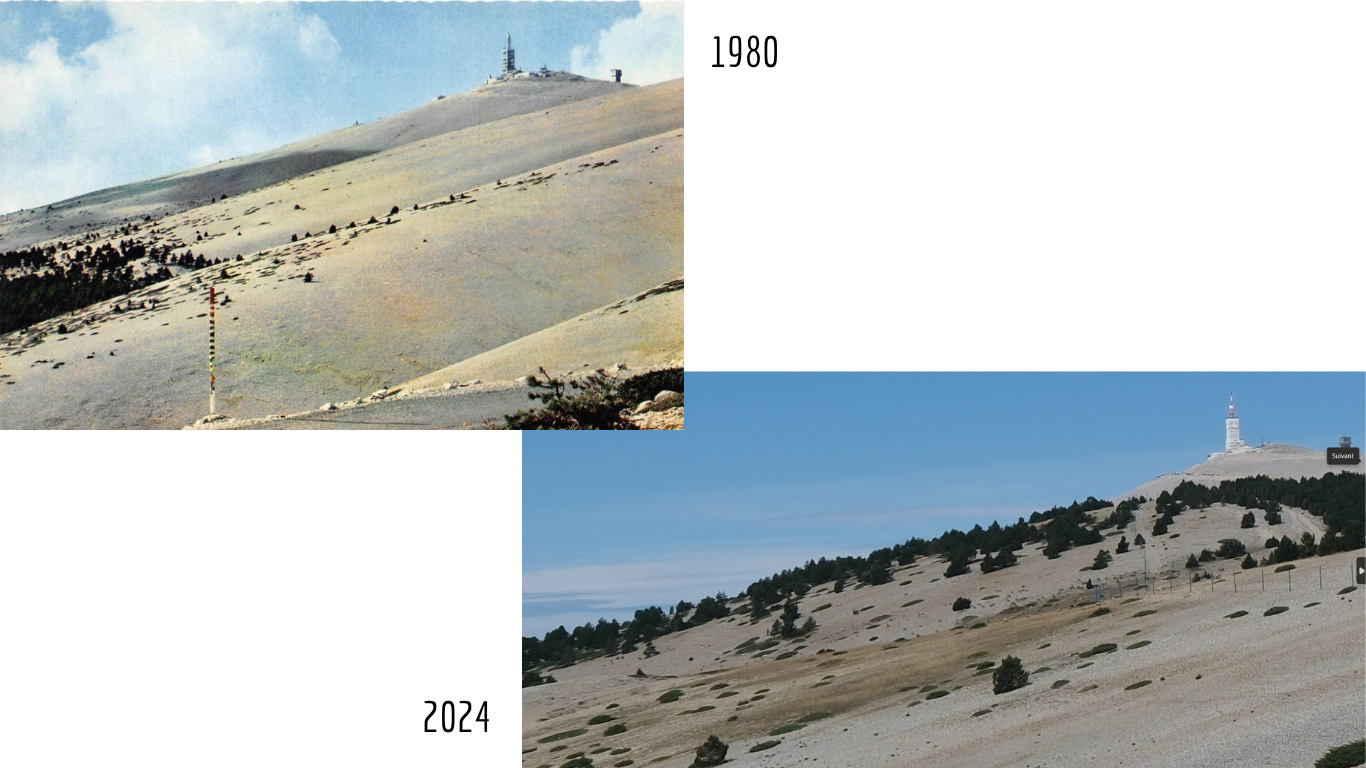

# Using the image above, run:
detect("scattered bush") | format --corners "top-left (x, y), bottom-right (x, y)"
top-left (1241, 553), bottom-right (1257, 569)
top-left (992, 655), bottom-right (1030, 694)
top-left (539, 728), bottom-right (589, 743)
top-left (1124, 680), bottom-right (1152, 690)
top-left (603, 723), bottom-right (627, 736)
top-left (523, 670), bottom-right (556, 687)
top-left (749, 741), bottom-right (780, 753)
top-left (1274, 563), bottom-right (1295, 573)
top-left (588, 714), bottom-right (615, 725)
top-left (972, 709), bottom-right (991, 717)
top-left (926, 690), bottom-right (950, 700)
top-left (1263, 606), bottom-right (1289, 616)
top-left (952, 597), bottom-right (972, 611)
top-left (691, 735), bottom-right (728, 767)
top-left (1185, 553), bottom-right (1199, 569)
top-left (1125, 641), bottom-right (1151, 649)
top-left (1134, 609), bottom-right (1157, 617)
top-left (1265, 508), bottom-right (1283, 525)
top-left (1089, 607), bottom-right (1111, 618)
top-left (1315, 739), bottom-right (1365, 768)
top-left (769, 722), bottom-right (806, 735)
top-left (1225, 610), bottom-right (1248, 618)
top-left (1078, 643), bottom-right (1118, 658)
top-left (1339, 586), bottom-right (1357, 595)
top-left (1051, 679), bottom-right (1071, 689)
top-left (1240, 511), bottom-right (1256, 528)
top-left (658, 690), bottom-right (684, 704)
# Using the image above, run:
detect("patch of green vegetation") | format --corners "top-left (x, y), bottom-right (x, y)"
top-left (869, 614), bottom-right (892, 623)
top-left (982, 595), bottom-right (999, 600)
top-left (657, 690), bottom-right (684, 704)
top-left (926, 690), bottom-right (950, 700)
top-left (902, 599), bottom-right (924, 607)
top-left (755, 688), bottom-right (770, 694)
top-left (812, 603), bottom-right (832, 612)
top-left (603, 724), bottom-right (627, 736)
top-left (549, 745), bottom-right (568, 753)
top-left (811, 681), bottom-right (830, 688)
top-left (538, 729), bottom-right (589, 744)
top-left (972, 709), bottom-right (991, 717)
top-left (1078, 643), bottom-right (1118, 658)
top-left (1134, 609), bottom-right (1157, 617)
top-left (588, 715), bottom-right (615, 725)
top-left (1089, 607), bottom-right (1111, 618)
top-left (749, 740), bottom-right (781, 753)
top-left (1051, 679), bottom-right (1070, 689)
top-left (524, 748), bottom-right (538, 754)
top-left (1033, 667), bottom-right (1051, 674)
top-left (1264, 606), bottom-right (1289, 616)
top-left (919, 684), bottom-right (938, 692)
top-left (775, 651), bottom-right (798, 661)
top-left (1124, 680), bottom-right (1152, 690)
top-left (1315, 739), bottom-right (1365, 768)
top-left (610, 748), bottom-right (630, 755)
top-left (769, 722), bottom-right (807, 735)
top-left (1304, 602), bottom-right (1321, 608)
top-left (970, 623), bottom-right (986, 629)
top-left (1274, 563), bottom-right (1296, 573)
top-left (1121, 597), bottom-right (1141, 604)
top-left (614, 760), bottom-right (634, 767)
top-left (1038, 643), bottom-right (1051, 649)
top-left (606, 703), bottom-right (619, 710)
top-left (1339, 586), bottom-right (1358, 595)
top-left (678, 706), bottom-right (716, 715)
top-left (716, 691), bottom-right (739, 699)
top-left (709, 683), bottom-right (730, 690)
top-left (750, 694), bottom-right (766, 701)
top-left (1077, 662), bottom-right (1094, 669)
top-left (734, 637), bottom-right (759, 650)
top-left (1225, 609), bottom-right (1249, 618)
top-left (798, 712), bottom-right (832, 723)
top-left (1126, 629), bottom-right (1141, 635)
top-left (1126, 641), bottom-right (1151, 650)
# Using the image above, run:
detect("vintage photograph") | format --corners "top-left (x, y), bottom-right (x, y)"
top-left (0, 2), bottom-right (683, 429)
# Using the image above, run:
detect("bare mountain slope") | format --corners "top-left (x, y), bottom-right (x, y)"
top-left (1123, 443), bottom-right (1360, 499)
top-left (0, 76), bottom-right (636, 252)
top-left (0, 109), bottom-right (682, 428)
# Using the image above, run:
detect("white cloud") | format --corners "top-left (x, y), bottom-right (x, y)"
top-left (0, 5), bottom-right (343, 213)
top-left (571, 2), bottom-right (682, 85)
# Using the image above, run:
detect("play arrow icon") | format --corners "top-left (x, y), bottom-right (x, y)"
top-left (1357, 557), bottom-right (1365, 585)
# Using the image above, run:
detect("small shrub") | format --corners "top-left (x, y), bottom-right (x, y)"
top-left (1078, 643), bottom-right (1118, 658)
top-left (972, 709), bottom-right (991, 717)
top-left (716, 691), bottom-right (738, 699)
top-left (1304, 602), bottom-right (1321, 608)
top-left (992, 655), bottom-right (1030, 694)
top-left (561, 757), bottom-right (593, 768)
top-left (1274, 563), bottom-right (1295, 573)
top-left (1125, 641), bottom-right (1151, 649)
top-left (1339, 586), bottom-right (1357, 595)
top-left (1225, 610), bottom-right (1248, 619)
top-left (1263, 606), bottom-right (1289, 616)
top-left (691, 735), bottom-right (728, 767)
top-left (952, 597), bottom-right (972, 611)
top-left (1315, 739), bottom-right (1365, 768)
top-left (1134, 609), bottom-right (1157, 617)
top-left (658, 689), bottom-right (684, 704)
top-left (749, 740), bottom-right (780, 753)
top-left (1089, 607), bottom-right (1111, 618)
top-left (1051, 679), bottom-right (1070, 689)
top-left (798, 711), bottom-right (832, 722)
top-left (603, 724), bottom-right (627, 736)
top-left (679, 706), bottom-right (716, 715)
top-left (769, 722), bottom-right (806, 735)
top-left (926, 690), bottom-right (950, 700)
top-left (1124, 680), bottom-right (1152, 690)
top-left (902, 599), bottom-right (924, 607)
top-left (588, 714), bottom-right (615, 725)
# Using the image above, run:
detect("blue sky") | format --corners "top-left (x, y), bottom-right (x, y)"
top-left (0, 2), bottom-right (683, 215)
top-left (523, 372), bottom-right (1365, 635)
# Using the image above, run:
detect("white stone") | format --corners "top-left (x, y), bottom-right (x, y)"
top-left (653, 390), bottom-right (683, 409)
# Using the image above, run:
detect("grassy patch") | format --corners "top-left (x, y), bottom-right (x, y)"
top-left (1078, 643), bottom-right (1118, 658)
top-left (538, 729), bottom-right (589, 744)
top-left (1274, 563), bottom-right (1296, 573)
top-left (710, 683), bottom-right (730, 690)
top-left (717, 691), bottom-right (739, 699)
top-left (678, 706), bottom-right (715, 715)
top-left (902, 599), bottom-right (924, 607)
top-left (603, 724), bottom-right (627, 736)
top-left (1125, 641), bottom-right (1151, 650)
top-left (926, 690), bottom-right (950, 700)
top-left (812, 603), bottom-right (832, 612)
top-left (657, 689), bottom-right (684, 704)
top-left (1125, 629), bottom-right (1141, 635)
top-left (1263, 606), bottom-right (1289, 616)
top-left (900, 580), bottom-right (914, 586)
top-left (769, 722), bottom-right (807, 735)
top-left (607, 703), bottom-right (619, 710)
top-left (970, 623), bottom-right (987, 629)
top-left (1315, 739), bottom-right (1365, 768)
top-left (1121, 597), bottom-right (1141, 604)
top-left (1339, 586), bottom-right (1358, 595)
top-left (1124, 680), bottom-right (1152, 690)
top-left (749, 740), bottom-right (781, 753)
top-left (1051, 679), bottom-right (1070, 689)
top-left (798, 711), bottom-right (833, 723)
top-left (1225, 610), bottom-right (1248, 619)
top-left (615, 760), bottom-right (634, 767)
top-left (1038, 643), bottom-right (1051, 649)
top-left (1134, 609), bottom-right (1157, 617)
top-left (1077, 662), bottom-right (1094, 669)
top-left (775, 651), bottom-right (798, 661)
top-left (588, 714), bottom-right (615, 725)
top-left (972, 709), bottom-right (991, 717)
top-left (610, 748), bottom-right (631, 755)
top-left (1304, 602), bottom-right (1321, 608)
top-left (983, 595), bottom-right (1000, 600)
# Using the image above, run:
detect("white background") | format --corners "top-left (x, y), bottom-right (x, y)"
top-left (4, 2), bottom-right (1365, 767)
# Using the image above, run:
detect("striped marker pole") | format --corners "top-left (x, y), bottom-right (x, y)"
top-left (209, 286), bottom-right (216, 415)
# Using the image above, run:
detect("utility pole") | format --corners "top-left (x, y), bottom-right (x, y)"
top-left (208, 286), bottom-right (216, 416)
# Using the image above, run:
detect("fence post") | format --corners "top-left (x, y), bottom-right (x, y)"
top-left (1234, 573), bottom-right (1238, 593)
top-left (1261, 569), bottom-right (1265, 592)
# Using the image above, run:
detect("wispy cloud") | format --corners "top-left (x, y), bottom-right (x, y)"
top-left (571, 2), bottom-right (682, 86)
top-left (0, 4), bottom-right (342, 213)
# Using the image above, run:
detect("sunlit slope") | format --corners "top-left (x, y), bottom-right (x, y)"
top-left (0, 76), bottom-right (639, 252)
top-left (0, 127), bottom-right (682, 429)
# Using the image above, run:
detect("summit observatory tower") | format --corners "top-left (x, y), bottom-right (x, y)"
top-left (1225, 393), bottom-right (1249, 453)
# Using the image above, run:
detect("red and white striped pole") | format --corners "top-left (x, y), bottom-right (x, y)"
top-left (208, 286), bottom-right (216, 416)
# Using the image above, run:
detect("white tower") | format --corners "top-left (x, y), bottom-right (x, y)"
top-left (1225, 393), bottom-right (1247, 453)
top-left (501, 34), bottom-right (517, 78)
